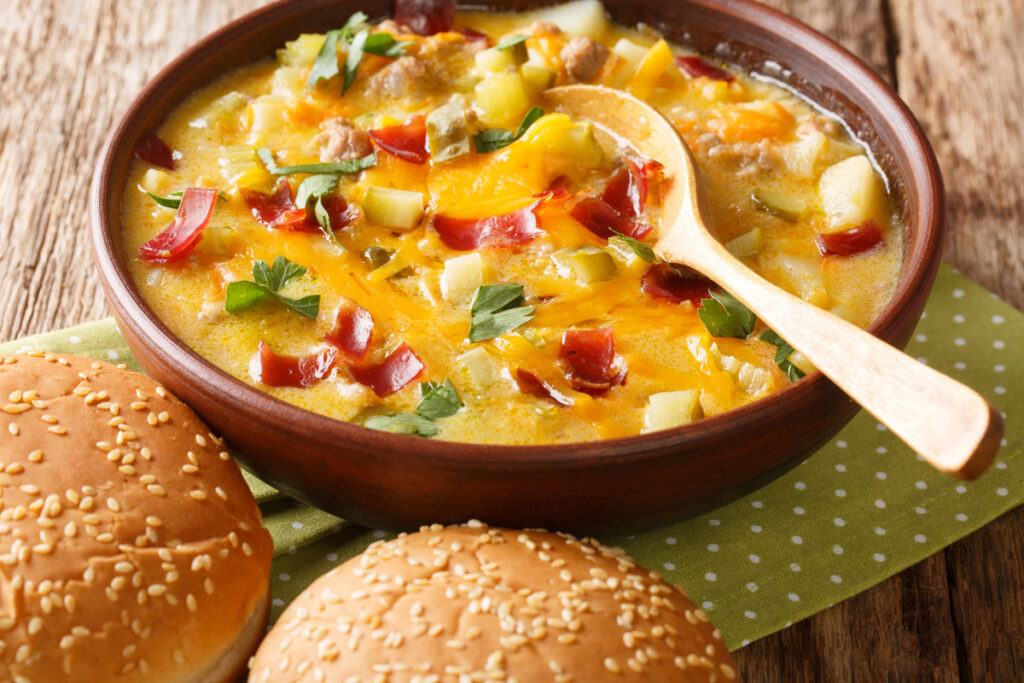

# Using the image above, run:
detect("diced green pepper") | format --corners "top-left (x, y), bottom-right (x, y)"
top-left (426, 101), bottom-right (471, 162)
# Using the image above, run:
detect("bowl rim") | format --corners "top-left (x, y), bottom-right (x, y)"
top-left (90, 0), bottom-right (944, 466)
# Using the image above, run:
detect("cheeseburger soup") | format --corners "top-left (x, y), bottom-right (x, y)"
top-left (122, 1), bottom-right (902, 444)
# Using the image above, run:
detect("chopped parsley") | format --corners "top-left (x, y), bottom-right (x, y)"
top-left (468, 284), bottom-right (535, 342)
top-left (364, 378), bottom-right (463, 437)
top-left (473, 107), bottom-right (544, 154)
top-left (307, 29), bottom-right (343, 88)
top-left (257, 147), bottom-right (377, 176)
top-left (224, 256), bottom-right (320, 319)
top-left (610, 230), bottom-right (655, 262)
top-left (759, 330), bottom-right (806, 381)
top-left (697, 291), bottom-right (755, 339)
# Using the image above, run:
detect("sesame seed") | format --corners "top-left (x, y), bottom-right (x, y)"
top-left (107, 498), bottom-right (121, 512)
top-left (186, 594), bottom-right (197, 612)
top-left (182, 464), bottom-right (198, 474)
top-left (40, 414), bottom-right (58, 424)
top-left (27, 449), bottom-right (42, 462)
top-left (60, 635), bottom-right (75, 649)
top-left (604, 658), bottom-right (621, 674)
top-left (19, 484), bottom-right (40, 495)
top-left (215, 487), bottom-right (227, 501)
top-left (7, 423), bottom-right (18, 436)
top-left (147, 485), bottom-right (166, 496)
top-left (3, 404), bottom-right (31, 415)
top-left (189, 490), bottom-right (207, 500)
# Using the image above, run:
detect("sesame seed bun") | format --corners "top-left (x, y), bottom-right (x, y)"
top-left (250, 521), bottom-right (737, 682)
top-left (0, 351), bottom-right (273, 682)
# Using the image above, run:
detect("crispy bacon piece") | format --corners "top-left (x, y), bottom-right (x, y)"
top-left (349, 343), bottom-right (425, 397)
top-left (454, 26), bottom-right (491, 43)
top-left (514, 369), bottom-right (574, 407)
top-left (325, 302), bottom-right (375, 362)
top-left (134, 132), bottom-right (176, 170)
top-left (816, 219), bottom-right (884, 256)
top-left (641, 263), bottom-right (716, 306)
top-left (433, 201), bottom-right (543, 250)
top-left (559, 327), bottom-right (626, 395)
top-left (676, 56), bottom-right (734, 83)
top-left (254, 342), bottom-right (337, 388)
top-left (243, 180), bottom-right (355, 233)
top-left (568, 197), bottom-right (652, 240)
top-left (138, 187), bottom-right (218, 263)
top-left (533, 175), bottom-right (570, 200)
top-left (369, 115), bottom-right (429, 164)
top-left (602, 158), bottom-right (662, 218)
top-left (395, 0), bottom-right (457, 35)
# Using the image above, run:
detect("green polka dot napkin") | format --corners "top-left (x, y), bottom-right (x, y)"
top-left (1, 265), bottom-right (1019, 651)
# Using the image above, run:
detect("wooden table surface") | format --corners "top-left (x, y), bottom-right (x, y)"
top-left (0, 1), bottom-right (1020, 680)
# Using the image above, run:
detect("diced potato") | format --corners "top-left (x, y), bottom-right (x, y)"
top-left (776, 253), bottom-right (829, 307)
top-left (737, 363), bottom-right (771, 395)
top-left (819, 155), bottom-right (886, 232)
top-left (362, 187), bottom-right (425, 230)
top-left (271, 66), bottom-right (307, 98)
top-left (196, 226), bottom-right (239, 259)
top-left (783, 130), bottom-right (827, 178)
top-left (475, 72), bottom-right (529, 126)
top-left (553, 247), bottom-right (617, 284)
top-left (426, 101), bottom-right (471, 162)
top-left (521, 63), bottom-right (556, 93)
top-left (608, 38), bottom-right (649, 87)
top-left (532, 0), bottom-right (610, 38)
top-left (277, 33), bottom-right (326, 67)
top-left (789, 350), bottom-right (816, 376)
top-left (628, 39), bottom-right (674, 100)
top-left (725, 228), bottom-right (763, 258)
top-left (442, 253), bottom-right (485, 305)
top-left (457, 347), bottom-right (499, 387)
top-left (643, 390), bottom-right (702, 432)
top-left (718, 353), bottom-right (743, 375)
top-left (476, 42), bottom-right (528, 73)
top-left (139, 169), bottom-right (172, 195)
top-left (249, 96), bottom-right (288, 136)
top-left (751, 187), bottom-right (805, 222)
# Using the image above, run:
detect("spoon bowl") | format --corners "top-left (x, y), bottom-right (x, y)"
top-left (545, 84), bottom-right (1003, 479)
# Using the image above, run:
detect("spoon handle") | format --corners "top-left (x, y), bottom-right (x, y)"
top-left (687, 236), bottom-right (1003, 479)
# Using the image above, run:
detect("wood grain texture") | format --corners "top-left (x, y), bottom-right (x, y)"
top-left (0, 1), bottom-right (1020, 680)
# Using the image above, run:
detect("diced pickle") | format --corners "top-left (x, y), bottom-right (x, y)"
top-left (426, 101), bottom-right (471, 162)
top-left (554, 247), bottom-right (617, 284)
top-left (605, 236), bottom-right (638, 265)
top-left (362, 246), bottom-right (392, 270)
top-left (751, 187), bottom-right (805, 222)
top-left (643, 390), bottom-right (702, 432)
top-left (724, 228), bottom-right (763, 258)
top-left (362, 187), bottom-right (425, 230)
top-left (475, 73), bottom-right (529, 126)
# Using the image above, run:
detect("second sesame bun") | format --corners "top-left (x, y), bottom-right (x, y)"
top-left (250, 521), bottom-right (737, 682)
top-left (0, 351), bottom-right (273, 682)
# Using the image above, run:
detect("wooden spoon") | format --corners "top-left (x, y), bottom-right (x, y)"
top-left (545, 84), bottom-right (1003, 480)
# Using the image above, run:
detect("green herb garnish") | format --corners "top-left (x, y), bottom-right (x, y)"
top-left (363, 377), bottom-right (463, 437)
top-left (468, 284), bottom-right (535, 342)
top-left (473, 107), bottom-right (544, 154)
top-left (224, 256), bottom-right (320, 319)
top-left (610, 230), bottom-right (655, 263)
top-left (759, 330), bottom-right (806, 381)
top-left (146, 190), bottom-right (226, 209)
top-left (697, 291), bottom-right (755, 338)
top-left (416, 379), bottom-right (463, 420)
top-left (257, 148), bottom-right (377, 176)
top-left (307, 29), bottom-right (343, 88)
top-left (495, 34), bottom-right (528, 50)
top-left (342, 29), bottom-right (370, 94)
top-left (364, 32), bottom-right (413, 58)
top-left (364, 413), bottom-right (439, 437)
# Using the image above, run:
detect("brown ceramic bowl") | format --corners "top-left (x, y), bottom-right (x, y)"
top-left (90, 0), bottom-right (943, 533)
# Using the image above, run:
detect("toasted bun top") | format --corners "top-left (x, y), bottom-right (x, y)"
top-left (251, 521), bottom-right (737, 682)
top-left (0, 351), bottom-right (273, 682)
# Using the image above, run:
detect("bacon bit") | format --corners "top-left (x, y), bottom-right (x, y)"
top-left (568, 197), bottom-right (652, 240)
top-left (641, 263), bottom-right (716, 306)
top-left (559, 327), bottom-right (626, 395)
top-left (254, 342), bottom-right (337, 388)
top-left (433, 201), bottom-right (543, 250)
top-left (325, 302), bottom-right (375, 362)
top-left (514, 369), bottom-right (574, 407)
top-left (395, 0), bottom-right (457, 36)
top-left (454, 26), bottom-right (491, 43)
top-left (243, 180), bottom-right (355, 233)
top-left (676, 56), bottom-right (734, 82)
top-left (534, 175), bottom-right (570, 200)
top-left (816, 219), bottom-right (884, 256)
top-left (138, 188), bottom-right (218, 263)
top-left (134, 132), bottom-right (176, 170)
top-left (602, 158), bottom-right (662, 218)
top-left (369, 115), bottom-right (429, 164)
top-left (349, 343), bottom-right (424, 397)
